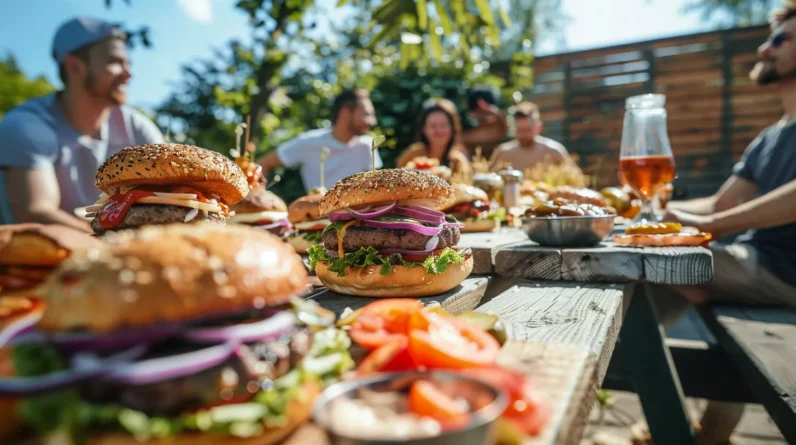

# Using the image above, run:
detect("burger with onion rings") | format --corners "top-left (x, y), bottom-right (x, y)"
top-left (0, 224), bottom-right (353, 444)
top-left (307, 169), bottom-right (473, 298)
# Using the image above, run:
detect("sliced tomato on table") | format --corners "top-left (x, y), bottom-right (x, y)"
top-left (462, 367), bottom-right (551, 436)
top-left (407, 310), bottom-right (500, 370)
top-left (357, 337), bottom-right (415, 375)
top-left (408, 379), bottom-right (470, 430)
top-left (348, 299), bottom-right (423, 350)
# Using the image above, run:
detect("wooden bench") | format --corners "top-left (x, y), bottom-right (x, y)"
top-left (698, 304), bottom-right (796, 443)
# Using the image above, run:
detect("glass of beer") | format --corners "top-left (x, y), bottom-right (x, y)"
top-left (618, 94), bottom-right (675, 222)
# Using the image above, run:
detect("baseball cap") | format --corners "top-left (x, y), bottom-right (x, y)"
top-left (51, 18), bottom-right (127, 63)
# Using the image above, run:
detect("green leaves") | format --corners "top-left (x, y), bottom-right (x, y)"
top-left (416, 0), bottom-right (428, 29)
top-left (0, 55), bottom-right (54, 120)
top-left (307, 245), bottom-right (469, 277)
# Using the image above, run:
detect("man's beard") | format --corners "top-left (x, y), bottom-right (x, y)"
top-left (749, 60), bottom-right (796, 86)
top-left (85, 72), bottom-right (126, 105)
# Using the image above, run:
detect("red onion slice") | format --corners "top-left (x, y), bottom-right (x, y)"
top-left (0, 345), bottom-right (146, 396)
top-left (403, 205), bottom-right (444, 217)
top-left (107, 341), bottom-right (240, 385)
top-left (425, 236), bottom-right (440, 251)
top-left (329, 202), bottom-right (397, 222)
top-left (14, 324), bottom-right (184, 353)
top-left (184, 311), bottom-right (296, 344)
top-left (254, 219), bottom-right (291, 231)
top-left (0, 308), bottom-right (42, 349)
top-left (393, 206), bottom-right (444, 224)
top-left (361, 220), bottom-right (443, 236)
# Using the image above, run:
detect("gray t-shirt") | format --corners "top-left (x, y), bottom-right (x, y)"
top-left (0, 93), bottom-right (163, 223)
top-left (733, 121), bottom-right (796, 286)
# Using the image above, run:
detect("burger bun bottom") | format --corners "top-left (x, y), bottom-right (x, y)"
top-left (88, 381), bottom-right (320, 445)
top-left (315, 255), bottom-right (473, 298)
top-left (460, 218), bottom-right (500, 233)
top-left (286, 235), bottom-right (316, 255)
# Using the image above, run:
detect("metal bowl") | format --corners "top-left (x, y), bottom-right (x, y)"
top-left (521, 215), bottom-right (616, 247)
top-left (312, 371), bottom-right (507, 445)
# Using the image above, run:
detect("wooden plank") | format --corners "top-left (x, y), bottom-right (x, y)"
top-left (476, 281), bottom-right (624, 382)
top-left (561, 247), bottom-right (643, 282)
top-left (642, 246), bottom-right (714, 285)
top-left (493, 242), bottom-right (713, 285)
top-left (699, 305), bottom-right (796, 443)
top-left (308, 276), bottom-right (489, 316)
top-left (458, 229), bottom-right (529, 274)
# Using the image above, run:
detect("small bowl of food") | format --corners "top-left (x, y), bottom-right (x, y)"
top-left (312, 371), bottom-right (507, 445)
top-left (521, 198), bottom-right (616, 247)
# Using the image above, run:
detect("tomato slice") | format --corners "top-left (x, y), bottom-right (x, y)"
top-left (349, 299), bottom-right (424, 350)
top-left (408, 380), bottom-right (470, 430)
top-left (462, 367), bottom-right (550, 436)
top-left (357, 337), bottom-right (415, 375)
top-left (408, 311), bottom-right (500, 369)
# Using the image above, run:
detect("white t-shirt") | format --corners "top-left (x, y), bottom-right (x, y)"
top-left (0, 93), bottom-right (164, 224)
top-left (276, 128), bottom-right (383, 191)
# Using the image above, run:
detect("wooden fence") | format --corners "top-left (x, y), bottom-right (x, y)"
top-left (526, 25), bottom-right (781, 197)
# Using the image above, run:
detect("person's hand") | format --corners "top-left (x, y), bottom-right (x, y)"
top-left (664, 208), bottom-right (721, 237)
top-left (471, 98), bottom-right (503, 124)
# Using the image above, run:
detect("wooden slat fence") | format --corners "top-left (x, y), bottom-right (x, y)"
top-left (524, 25), bottom-right (781, 197)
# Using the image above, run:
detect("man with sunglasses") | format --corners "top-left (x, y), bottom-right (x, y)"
top-left (654, 3), bottom-right (796, 443)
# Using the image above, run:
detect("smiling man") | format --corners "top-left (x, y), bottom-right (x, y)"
top-left (0, 18), bottom-right (163, 231)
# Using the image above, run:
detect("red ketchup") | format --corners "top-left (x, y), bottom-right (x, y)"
top-left (98, 190), bottom-right (155, 229)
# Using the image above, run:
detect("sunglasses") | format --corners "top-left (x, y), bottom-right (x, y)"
top-left (769, 31), bottom-right (792, 49)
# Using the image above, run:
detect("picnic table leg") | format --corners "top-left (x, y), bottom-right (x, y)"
top-left (620, 282), bottom-right (697, 444)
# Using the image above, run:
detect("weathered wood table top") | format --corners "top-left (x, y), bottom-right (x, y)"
top-left (493, 241), bottom-right (713, 285)
top-left (458, 228), bottom-right (529, 274)
top-left (284, 276), bottom-right (625, 445)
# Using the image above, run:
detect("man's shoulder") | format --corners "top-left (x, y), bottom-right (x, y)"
top-left (295, 128), bottom-right (334, 142)
top-left (0, 95), bottom-right (59, 143)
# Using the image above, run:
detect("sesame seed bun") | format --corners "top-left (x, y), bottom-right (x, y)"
top-left (460, 218), bottom-right (500, 233)
top-left (231, 187), bottom-right (288, 215)
top-left (87, 381), bottom-right (320, 445)
top-left (315, 255), bottom-right (473, 298)
top-left (288, 193), bottom-right (323, 224)
top-left (320, 169), bottom-right (455, 216)
top-left (96, 144), bottom-right (249, 205)
top-left (0, 224), bottom-right (103, 267)
top-left (35, 223), bottom-right (307, 333)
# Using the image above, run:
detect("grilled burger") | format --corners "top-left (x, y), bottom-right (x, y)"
top-left (285, 190), bottom-right (329, 254)
top-left (443, 184), bottom-right (502, 233)
top-left (0, 224), bottom-right (353, 444)
top-left (229, 186), bottom-right (291, 238)
top-left (0, 224), bottom-right (103, 296)
top-left (308, 169), bottom-right (473, 298)
top-left (88, 144), bottom-right (249, 235)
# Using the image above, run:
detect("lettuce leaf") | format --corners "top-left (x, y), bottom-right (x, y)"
top-left (466, 207), bottom-right (507, 222)
top-left (301, 230), bottom-right (323, 243)
top-left (307, 244), bottom-right (468, 278)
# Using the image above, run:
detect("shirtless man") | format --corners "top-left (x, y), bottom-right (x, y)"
top-left (488, 101), bottom-right (579, 173)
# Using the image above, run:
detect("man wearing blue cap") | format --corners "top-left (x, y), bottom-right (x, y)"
top-left (0, 18), bottom-right (163, 231)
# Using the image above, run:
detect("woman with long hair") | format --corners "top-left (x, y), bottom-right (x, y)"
top-left (396, 98), bottom-right (472, 178)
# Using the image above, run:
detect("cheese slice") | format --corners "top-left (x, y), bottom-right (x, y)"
top-left (229, 210), bottom-right (289, 224)
top-left (136, 197), bottom-right (222, 212)
top-left (293, 218), bottom-right (330, 231)
top-left (337, 220), bottom-right (359, 258)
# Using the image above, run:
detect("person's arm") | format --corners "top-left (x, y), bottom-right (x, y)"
top-left (669, 179), bottom-right (796, 239)
top-left (462, 99), bottom-right (508, 147)
top-left (6, 167), bottom-right (91, 232)
top-left (667, 175), bottom-right (757, 215)
top-left (256, 151), bottom-right (283, 180)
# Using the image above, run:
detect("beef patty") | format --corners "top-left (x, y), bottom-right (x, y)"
top-left (322, 224), bottom-right (460, 253)
top-left (91, 204), bottom-right (227, 235)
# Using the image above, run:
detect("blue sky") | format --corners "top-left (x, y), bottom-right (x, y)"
top-left (1, 0), bottom-right (717, 112)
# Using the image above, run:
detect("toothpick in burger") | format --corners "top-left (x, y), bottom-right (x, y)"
top-left (308, 169), bottom-right (473, 298)
top-left (443, 184), bottom-right (505, 233)
top-left (87, 144), bottom-right (249, 235)
top-left (0, 224), bottom-right (354, 444)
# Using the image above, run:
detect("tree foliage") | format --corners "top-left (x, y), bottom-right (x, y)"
top-left (0, 55), bottom-right (54, 119)
top-left (681, 0), bottom-right (780, 26)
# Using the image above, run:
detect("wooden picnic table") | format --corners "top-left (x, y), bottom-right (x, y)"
top-left (490, 233), bottom-right (714, 445)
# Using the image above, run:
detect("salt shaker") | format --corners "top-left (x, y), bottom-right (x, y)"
top-left (498, 167), bottom-right (523, 209)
